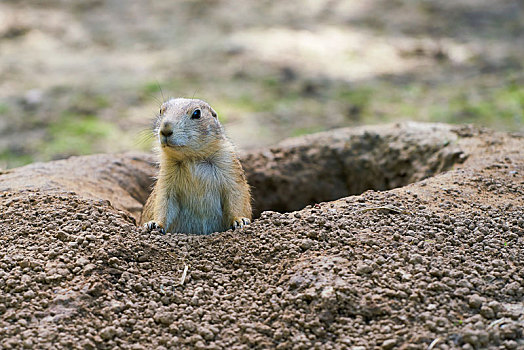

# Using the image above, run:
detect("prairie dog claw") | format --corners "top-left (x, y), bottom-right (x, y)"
top-left (144, 221), bottom-right (166, 234)
top-left (231, 217), bottom-right (250, 230)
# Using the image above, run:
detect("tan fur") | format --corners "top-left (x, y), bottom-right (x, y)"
top-left (140, 98), bottom-right (252, 234)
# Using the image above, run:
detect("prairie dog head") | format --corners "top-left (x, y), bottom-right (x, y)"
top-left (154, 98), bottom-right (224, 159)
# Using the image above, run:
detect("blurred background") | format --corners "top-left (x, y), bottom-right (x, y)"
top-left (0, 0), bottom-right (523, 169)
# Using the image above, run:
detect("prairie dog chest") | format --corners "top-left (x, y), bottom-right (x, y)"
top-left (167, 160), bottom-right (225, 214)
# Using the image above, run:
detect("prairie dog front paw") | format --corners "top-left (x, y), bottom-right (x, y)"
top-left (144, 221), bottom-right (166, 234)
top-left (231, 217), bottom-right (250, 230)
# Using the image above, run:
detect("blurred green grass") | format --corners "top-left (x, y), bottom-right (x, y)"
top-left (2, 72), bottom-right (522, 170)
top-left (43, 113), bottom-right (116, 158)
top-left (1, 0), bottom-right (522, 170)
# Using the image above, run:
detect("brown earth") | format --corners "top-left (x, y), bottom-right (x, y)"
top-left (0, 123), bottom-right (523, 349)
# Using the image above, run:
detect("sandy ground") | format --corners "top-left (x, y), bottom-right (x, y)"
top-left (0, 123), bottom-right (523, 349)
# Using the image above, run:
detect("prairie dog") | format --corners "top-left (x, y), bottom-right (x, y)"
top-left (140, 98), bottom-right (252, 234)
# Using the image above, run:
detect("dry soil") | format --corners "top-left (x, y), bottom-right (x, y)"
top-left (0, 123), bottom-right (523, 349)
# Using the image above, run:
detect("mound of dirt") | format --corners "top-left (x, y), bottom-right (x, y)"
top-left (0, 152), bottom-right (156, 221)
top-left (0, 123), bottom-right (523, 349)
top-left (1, 122), bottom-right (465, 219)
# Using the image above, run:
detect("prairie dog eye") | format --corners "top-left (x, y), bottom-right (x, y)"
top-left (191, 109), bottom-right (201, 119)
top-left (159, 105), bottom-right (167, 115)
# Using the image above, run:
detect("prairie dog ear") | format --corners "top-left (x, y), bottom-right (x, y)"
top-left (209, 107), bottom-right (218, 119)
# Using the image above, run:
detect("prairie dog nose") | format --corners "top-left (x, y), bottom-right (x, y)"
top-left (160, 121), bottom-right (173, 137)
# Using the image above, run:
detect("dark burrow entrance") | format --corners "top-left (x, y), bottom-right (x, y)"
top-left (133, 123), bottom-right (466, 219)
